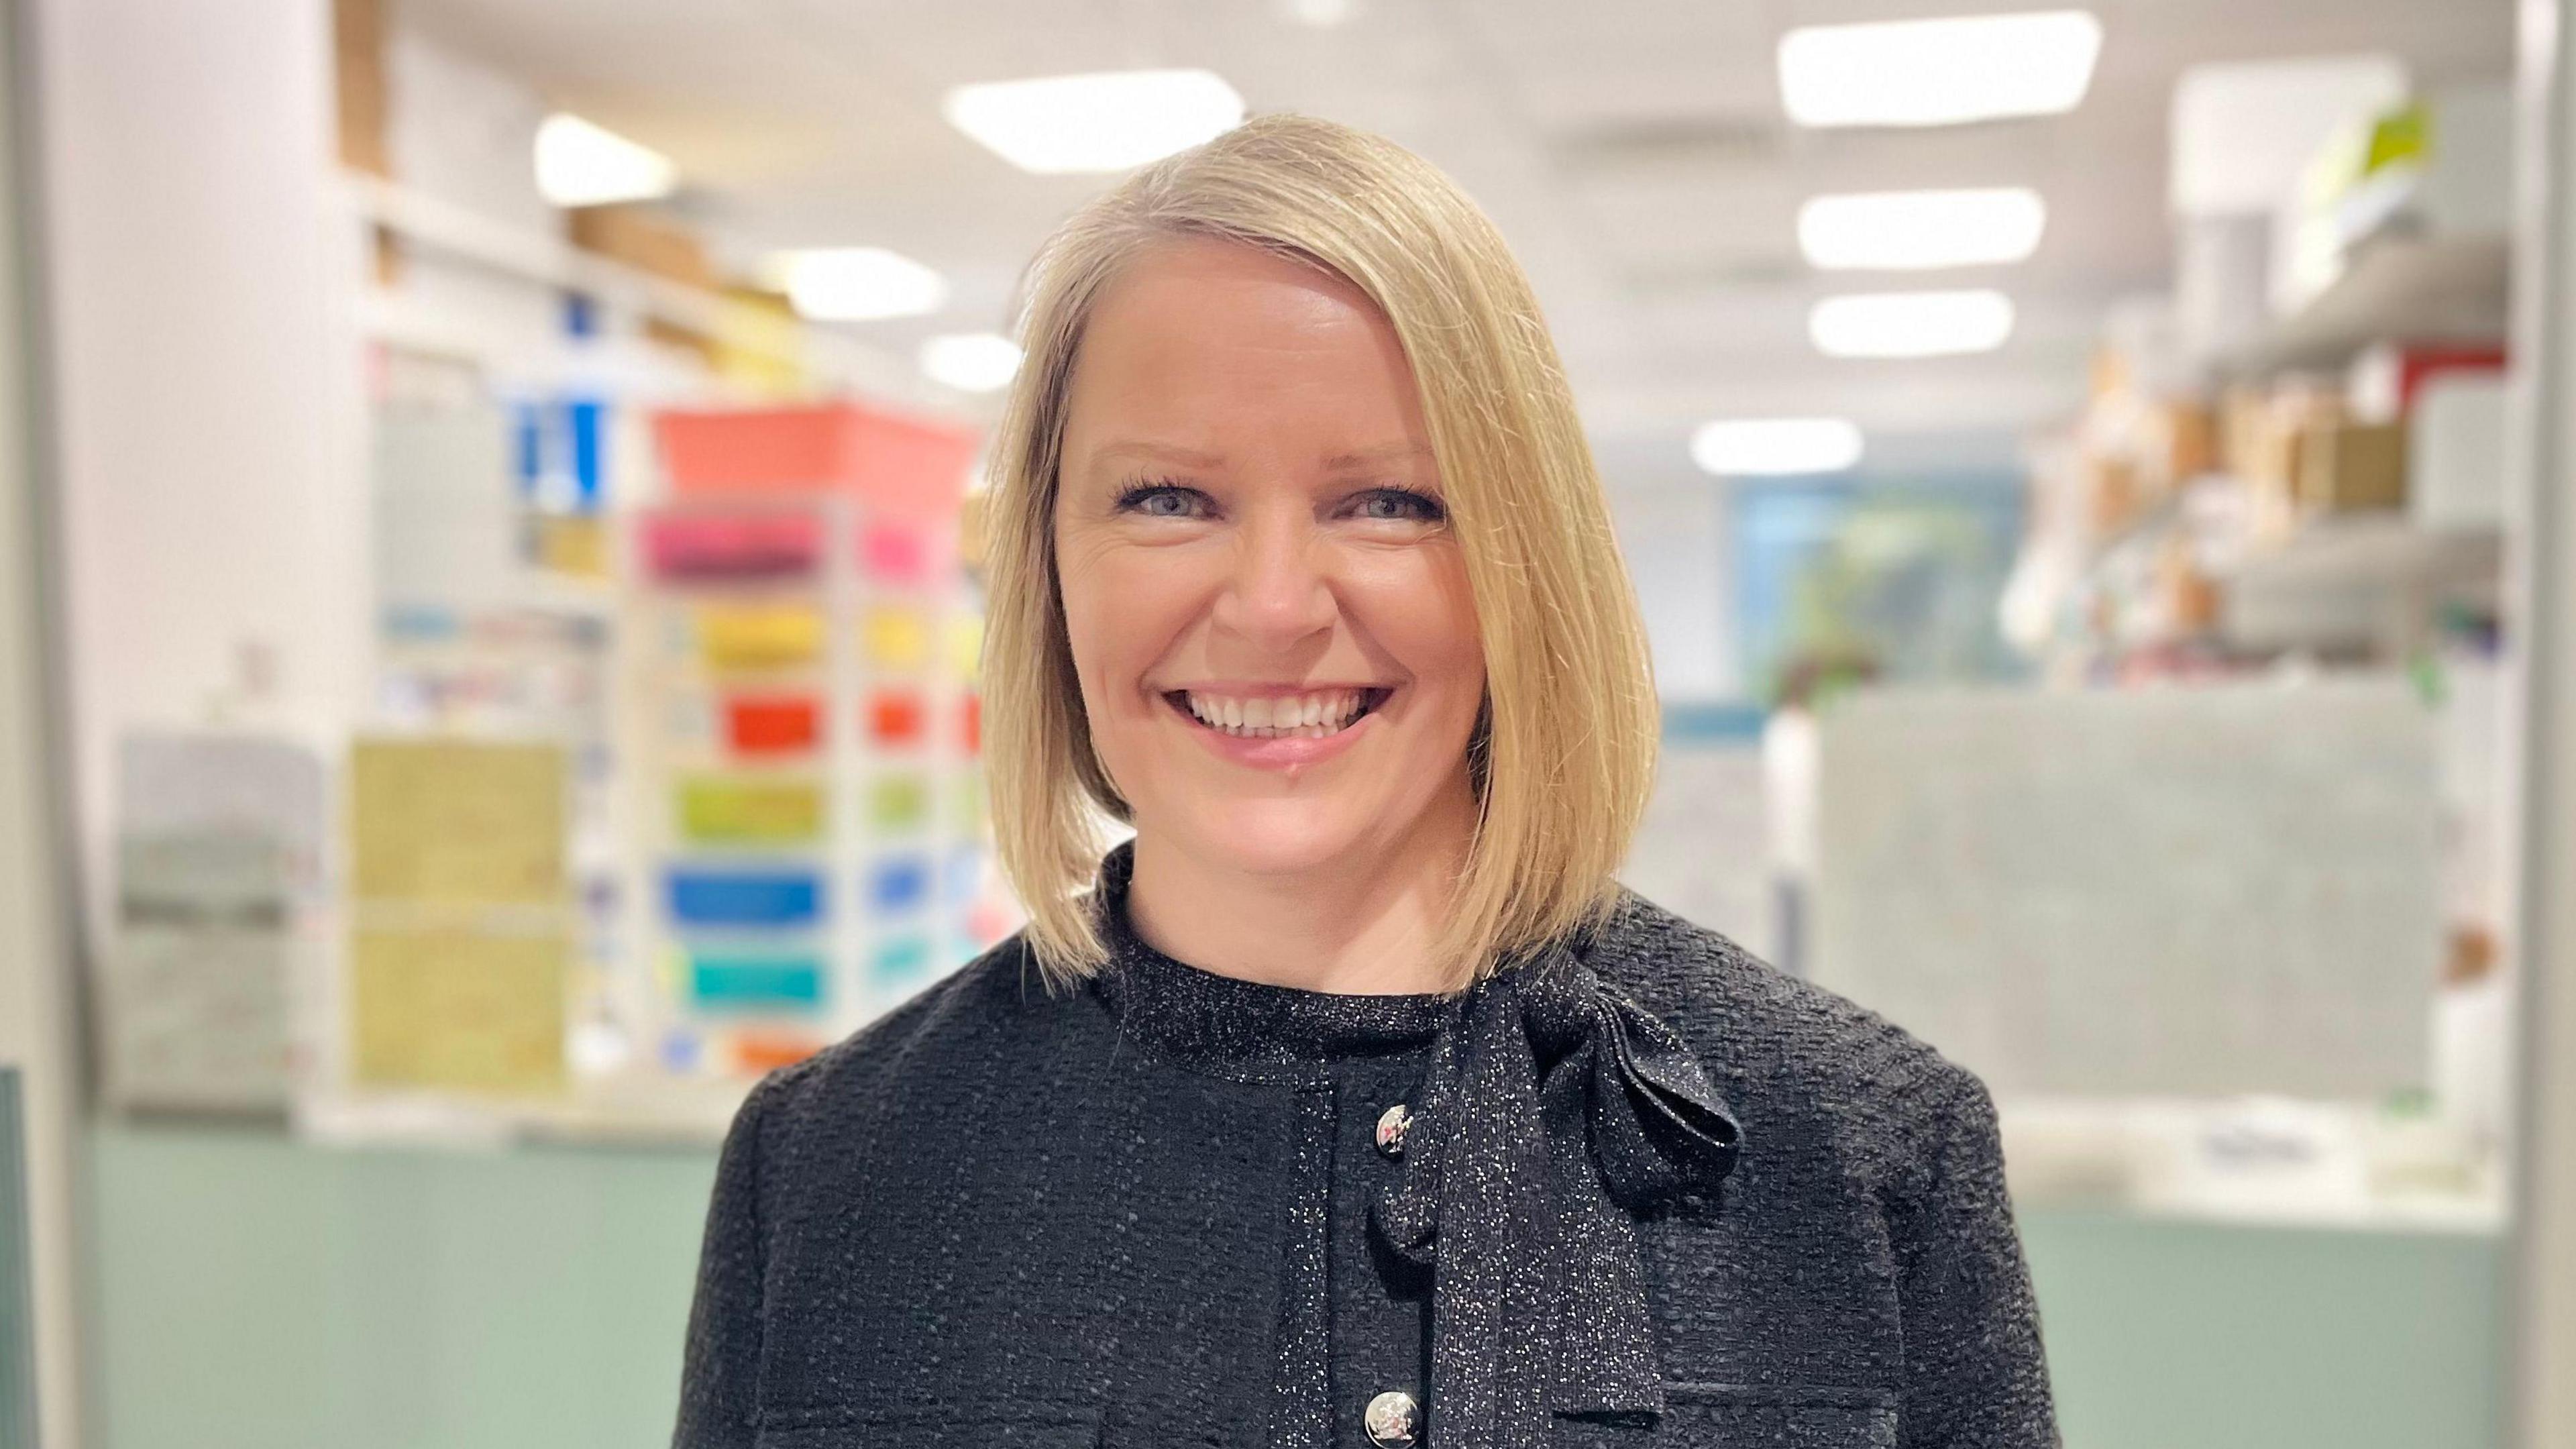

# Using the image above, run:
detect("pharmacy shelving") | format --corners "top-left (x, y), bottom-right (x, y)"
top-left (335, 170), bottom-right (977, 415)
top-left (2226, 229), bottom-right (2511, 378)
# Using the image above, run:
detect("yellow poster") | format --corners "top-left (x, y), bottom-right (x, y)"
top-left (349, 739), bottom-right (566, 906)
top-left (351, 926), bottom-right (568, 1096)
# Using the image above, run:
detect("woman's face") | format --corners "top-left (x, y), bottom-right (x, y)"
top-left (1053, 237), bottom-right (1485, 880)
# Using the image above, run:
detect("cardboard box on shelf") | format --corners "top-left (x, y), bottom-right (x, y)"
top-left (2218, 386), bottom-right (2271, 481)
top-left (2084, 454), bottom-right (2143, 536)
top-left (2145, 399), bottom-right (2217, 492)
top-left (643, 317), bottom-right (720, 370)
top-left (2157, 537), bottom-right (2222, 635)
top-left (567, 204), bottom-right (716, 292)
top-left (333, 0), bottom-right (388, 178)
top-left (2298, 419), bottom-right (2408, 515)
top-left (2226, 395), bottom-right (2298, 543)
top-left (2226, 385), bottom-right (2352, 542)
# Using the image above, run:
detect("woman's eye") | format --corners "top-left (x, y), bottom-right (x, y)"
top-left (1352, 488), bottom-right (1446, 523)
top-left (1116, 483), bottom-right (1208, 519)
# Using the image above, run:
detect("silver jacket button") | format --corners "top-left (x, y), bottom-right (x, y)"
top-left (1375, 1103), bottom-right (1413, 1159)
top-left (1364, 1389), bottom-right (1421, 1446)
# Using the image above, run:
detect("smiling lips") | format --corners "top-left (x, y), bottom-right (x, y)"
top-left (1168, 687), bottom-right (1389, 739)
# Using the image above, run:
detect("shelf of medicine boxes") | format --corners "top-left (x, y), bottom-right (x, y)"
top-left (337, 170), bottom-right (969, 413)
top-left (2212, 519), bottom-right (2503, 663)
top-left (2065, 484), bottom-right (2501, 667)
top-left (2071, 226), bottom-right (2513, 658)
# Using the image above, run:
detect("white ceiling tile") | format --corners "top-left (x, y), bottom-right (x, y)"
top-left (395, 0), bottom-right (2515, 451)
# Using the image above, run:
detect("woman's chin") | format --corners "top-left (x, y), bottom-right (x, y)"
top-left (1150, 805), bottom-right (1385, 879)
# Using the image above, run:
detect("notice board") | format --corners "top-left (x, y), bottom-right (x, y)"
top-left (1810, 678), bottom-right (2440, 1098)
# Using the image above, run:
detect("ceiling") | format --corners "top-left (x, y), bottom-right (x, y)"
top-left (396, 0), bottom-right (2516, 486)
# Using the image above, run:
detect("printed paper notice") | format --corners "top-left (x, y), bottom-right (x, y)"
top-left (350, 739), bottom-right (566, 905)
top-left (351, 926), bottom-right (568, 1096)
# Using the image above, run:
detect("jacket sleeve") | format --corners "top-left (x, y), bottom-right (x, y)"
top-left (1890, 1066), bottom-right (2060, 1449)
top-left (673, 1073), bottom-right (781, 1449)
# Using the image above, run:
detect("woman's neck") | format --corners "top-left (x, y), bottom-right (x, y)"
top-left (1123, 786), bottom-right (1475, 997)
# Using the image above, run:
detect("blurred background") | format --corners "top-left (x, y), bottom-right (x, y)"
top-left (2, 1), bottom-right (2575, 1446)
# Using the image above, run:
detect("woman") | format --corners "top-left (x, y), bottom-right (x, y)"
top-left (675, 114), bottom-right (2057, 1449)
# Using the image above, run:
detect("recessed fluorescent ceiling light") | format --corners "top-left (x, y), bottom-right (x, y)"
top-left (533, 113), bottom-right (677, 207)
top-left (1690, 418), bottom-right (1866, 476)
top-left (1282, 0), bottom-right (1360, 25)
top-left (1779, 11), bottom-right (2104, 128)
top-left (920, 333), bottom-right (1024, 393)
top-left (772, 248), bottom-right (948, 322)
top-left (1811, 290), bottom-right (2016, 358)
top-left (944, 69), bottom-right (1246, 174)
top-left (1799, 188), bottom-right (2047, 270)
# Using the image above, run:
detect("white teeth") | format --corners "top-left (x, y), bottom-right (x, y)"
top-left (1179, 689), bottom-right (1371, 739)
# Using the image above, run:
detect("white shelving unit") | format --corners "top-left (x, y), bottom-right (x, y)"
top-left (337, 171), bottom-right (977, 418)
top-left (2221, 513), bottom-right (2504, 594)
top-left (2227, 230), bottom-right (2511, 377)
top-left (312, 176), bottom-right (994, 1146)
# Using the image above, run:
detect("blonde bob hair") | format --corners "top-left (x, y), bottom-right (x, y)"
top-left (982, 112), bottom-right (1658, 994)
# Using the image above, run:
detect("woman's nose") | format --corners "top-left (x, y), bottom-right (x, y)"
top-left (1209, 515), bottom-right (1336, 646)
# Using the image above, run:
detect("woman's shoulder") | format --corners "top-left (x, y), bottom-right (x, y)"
top-left (743, 933), bottom-right (1089, 1123)
top-left (1587, 888), bottom-right (1993, 1181)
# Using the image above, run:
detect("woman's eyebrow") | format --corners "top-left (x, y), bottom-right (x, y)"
top-left (1320, 441), bottom-right (1435, 470)
top-left (1090, 440), bottom-right (1226, 471)
top-left (1085, 440), bottom-right (1432, 472)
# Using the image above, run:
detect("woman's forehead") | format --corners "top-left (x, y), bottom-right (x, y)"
top-left (1065, 242), bottom-right (1428, 466)
top-left (1083, 244), bottom-right (1393, 370)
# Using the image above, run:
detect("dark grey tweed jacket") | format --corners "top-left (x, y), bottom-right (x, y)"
top-left (674, 869), bottom-right (2059, 1449)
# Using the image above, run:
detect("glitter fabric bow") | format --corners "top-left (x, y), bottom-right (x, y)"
top-left (1368, 940), bottom-right (1743, 1448)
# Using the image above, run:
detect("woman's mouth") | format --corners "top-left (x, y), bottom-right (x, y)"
top-left (1165, 687), bottom-right (1391, 739)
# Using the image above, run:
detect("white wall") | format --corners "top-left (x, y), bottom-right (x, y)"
top-left (34, 0), bottom-right (365, 943)
top-left (1607, 480), bottom-right (1736, 700)
top-left (1597, 432), bottom-right (1740, 700)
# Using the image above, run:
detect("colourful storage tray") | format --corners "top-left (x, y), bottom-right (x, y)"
top-left (869, 936), bottom-right (934, 992)
top-left (725, 694), bottom-right (820, 755)
top-left (666, 867), bottom-right (823, 928)
top-left (698, 603), bottom-right (824, 671)
top-left (688, 952), bottom-right (827, 1014)
top-left (867, 689), bottom-right (926, 747)
top-left (678, 775), bottom-right (825, 845)
top-left (868, 856), bottom-right (930, 914)
top-left (642, 512), bottom-right (821, 581)
top-left (867, 775), bottom-right (929, 831)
